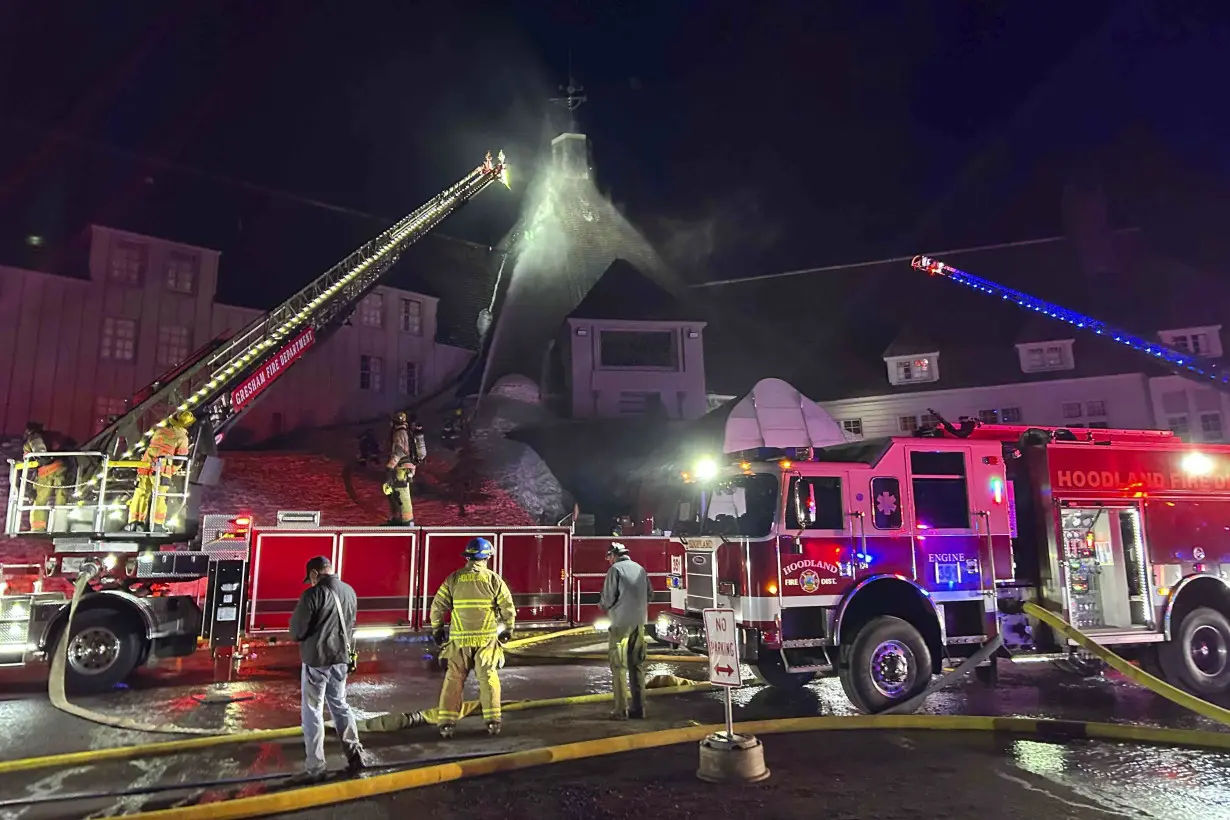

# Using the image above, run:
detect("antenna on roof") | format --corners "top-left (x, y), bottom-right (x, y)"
top-left (549, 48), bottom-right (587, 132)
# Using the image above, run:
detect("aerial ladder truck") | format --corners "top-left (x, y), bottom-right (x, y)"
top-left (0, 151), bottom-right (509, 690)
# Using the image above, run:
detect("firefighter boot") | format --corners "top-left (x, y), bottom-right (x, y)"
top-left (439, 724), bottom-right (455, 739)
top-left (487, 721), bottom-right (502, 736)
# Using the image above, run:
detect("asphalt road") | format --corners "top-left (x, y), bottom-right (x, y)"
top-left (2, 637), bottom-right (1230, 819)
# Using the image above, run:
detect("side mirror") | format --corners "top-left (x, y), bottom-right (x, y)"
top-left (791, 480), bottom-right (814, 528)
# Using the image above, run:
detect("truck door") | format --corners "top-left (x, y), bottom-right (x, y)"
top-left (905, 447), bottom-right (988, 598)
top-left (782, 473), bottom-right (856, 605)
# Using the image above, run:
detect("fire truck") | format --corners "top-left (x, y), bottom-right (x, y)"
top-left (655, 256), bottom-right (1230, 713)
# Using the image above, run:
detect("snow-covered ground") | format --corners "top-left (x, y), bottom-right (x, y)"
top-left (0, 441), bottom-right (532, 570)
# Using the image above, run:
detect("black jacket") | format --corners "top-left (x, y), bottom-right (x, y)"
top-left (289, 575), bottom-right (358, 667)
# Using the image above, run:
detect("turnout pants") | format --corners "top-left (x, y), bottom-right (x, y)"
top-left (127, 474), bottom-right (171, 527)
top-left (437, 642), bottom-right (503, 725)
top-left (388, 468), bottom-right (414, 523)
top-left (29, 466), bottom-right (67, 532)
top-left (608, 624), bottom-right (647, 717)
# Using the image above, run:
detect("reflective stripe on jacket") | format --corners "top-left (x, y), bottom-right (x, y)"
top-left (23, 433), bottom-right (65, 478)
top-left (430, 562), bottom-right (516, 647)
top-left (140, 426), bottom-right (190, 477)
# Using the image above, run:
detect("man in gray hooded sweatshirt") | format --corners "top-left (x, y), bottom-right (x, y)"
top-left (599, 542), bottom-right (652, 719)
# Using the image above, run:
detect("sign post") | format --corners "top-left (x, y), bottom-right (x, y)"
top-left (703, 607), bottom-right (741, 739)
top-left (697, 608), bottom-right (769, 783)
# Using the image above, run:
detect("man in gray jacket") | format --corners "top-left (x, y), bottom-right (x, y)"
top-left (289, 556), bottom-right (370, 781)
top-left (598, 542), bottom-right (652, 719)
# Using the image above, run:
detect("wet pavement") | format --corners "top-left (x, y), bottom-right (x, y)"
top-left (2, 636), bottom-right (1230, 818)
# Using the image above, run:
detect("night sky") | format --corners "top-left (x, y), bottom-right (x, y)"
top-left (1, 1), bottom-right (1229, 306)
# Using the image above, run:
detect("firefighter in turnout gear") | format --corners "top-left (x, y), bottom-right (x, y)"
top-left (599, 542), bottom-right (651, 719)
top-left (430, 538), bottom-right (516, 738)
top-left (22, 422), bottom-right (68, 532)
top-left (382, 412), bottom-right (416, 526)
top-left (126, 411), bottom-right (194, 532)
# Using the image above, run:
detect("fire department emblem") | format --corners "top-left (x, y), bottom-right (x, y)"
top-left (799, 569), bottom-right (822, 593)
top-left (1194, 547), bottom-right (1206, 562)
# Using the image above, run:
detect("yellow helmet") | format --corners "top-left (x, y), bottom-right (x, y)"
top-left (392, 411), bottom-right (407, 425)
top-left (171, 410), bottom-right (196, 429)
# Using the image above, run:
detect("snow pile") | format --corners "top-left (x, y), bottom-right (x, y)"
top-left (470, 392), bottom-right (572, 524)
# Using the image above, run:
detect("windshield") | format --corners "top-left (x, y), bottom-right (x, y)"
top-left (670, 473), bottom-right (779, 539)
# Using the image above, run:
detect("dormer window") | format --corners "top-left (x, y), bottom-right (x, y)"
top-left (1160, 326), bottom-right (1222, 358)
top-left (1017, 339), bottom-right (1075, 373)
top-left (886, 353), bottom-right (939, 386)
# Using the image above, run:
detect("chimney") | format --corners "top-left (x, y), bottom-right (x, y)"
top-left (551, 132), bottom-right (592, 181)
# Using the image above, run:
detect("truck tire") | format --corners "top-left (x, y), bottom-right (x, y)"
top-left (839, 616), bottom-right (932, 714)
top-left (1158, 606), bottom-right (1230, 697)
top-left (56, 608), bottom-right (145, 695)
top-left (751, 652), bottom-right (816, 689)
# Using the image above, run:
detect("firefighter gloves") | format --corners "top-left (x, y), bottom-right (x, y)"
top-left (382, 483), bottom-right (394, 496)
top-left (433, 627), bottom-right (448, 646)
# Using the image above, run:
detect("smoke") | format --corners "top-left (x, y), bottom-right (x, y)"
top-left (647, 190), bottom-right (782, 280)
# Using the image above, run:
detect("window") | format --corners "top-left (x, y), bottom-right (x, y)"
top-left (1169, 416), bottom-right (1190, 437)
top-left (1045, 345), bottom-right (1064, 367)
top-left (1026, 348), bottom-right (1044, 370)
top-left (894, 357), bottom-right (933, 383)
top-left (1086, 400), bottom-right (1107, 418)
top-left (1172, 333), bottom-right (1209, 355)
top-left (108, 241), bottom-right (145, 285)
top-left (165, 251), bottom-right (197, 294)
top-left (1201, 413), bottom-right (1224, 441)
top-left (910, 451), bottom-right (970, 529)
top-left (1019, 341), bottom-right (1074, 373)
top-left (1061, 402), bottom-right (1083, 420)
top-left (842, 419), bottom-right (863, 438)
top-left (1001, 406), bottom-right (1022, 423)
top-left (977, 409), bottom-right (998, 424)
top-left (920, 412), bottom-right (939, 427)
top-left (156, 325), bottom-right (191, 367)
top-left (786, 476), bottom-right (845, 530)
top-left (399, 361), bottom-right (419, 396)
top-left (898, 415), bottom-right (918, 432)
top-left (100, 317), bottom-right (137, 361)
top-left (93, 397), bottom-right (127, 433)
top-left (871, 477), bottom-right (903, 530)
top-left (359, 354), bottom-right (384, 391)
top-left (600, 331), bottom-right (678, 369)
top-left (399, 298), bottom-right (422, 334)
top-left (360, 293), bottom-right (384, 328)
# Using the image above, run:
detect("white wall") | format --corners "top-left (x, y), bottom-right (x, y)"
top-left (1148, 375), bottom-right (1230, 443)
top-left (565, 318), bottom-right (709, 420)
top-left (818, 372), bottom-right (1157, 438)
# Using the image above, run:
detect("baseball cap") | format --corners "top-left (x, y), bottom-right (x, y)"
top-left (303, 556), bottom-right (333, 583)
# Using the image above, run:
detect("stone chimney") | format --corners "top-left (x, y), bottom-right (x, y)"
top-left (551, 132), bottom-right (591, 181)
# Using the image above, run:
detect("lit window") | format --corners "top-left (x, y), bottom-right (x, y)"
top-left (400, 298), bottom-right (422, 334)
top-left (842, 419), bottom-right (863, 438)
top-left (156, 325), bottom-right (191, 367)
top-left (898, 415), bottom-right (918, 432)
top-left (360, 293), bottom-right (384, 328)
top-left (101, 317), bottom-right (137, 362)
top-left (1061, 402), bottom-right (1083, 420)
top-left (977, 409), bottom-right (998, 424)
top-left (109, 241), bottom-right (145, 285)
top-left (360, 354), bottom-right (384, 391)
top-left (895, 358), bottom-right (932, 382)
top-left (165, 252), bottom-right (197, 294)
top-left (1085, 400), bottom-right (1106, 417)
top-left (399, 361), bottom-right (419, 396)
top-left (1001, 407), bottom-right (1022, 423)
top-left (93, 397), bottom-right (127, 433)
top-left (1201, 413), bottom-right (1224, 441)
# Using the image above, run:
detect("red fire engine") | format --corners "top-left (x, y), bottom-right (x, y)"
top-left (655, 256), bottom-right (1230, 712)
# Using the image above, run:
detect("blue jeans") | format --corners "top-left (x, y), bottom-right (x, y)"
top-left (301, 663), bottom-right (362, 774)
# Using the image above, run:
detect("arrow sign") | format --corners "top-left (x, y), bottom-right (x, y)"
top-left (703, 608), bottom-right (741, 689)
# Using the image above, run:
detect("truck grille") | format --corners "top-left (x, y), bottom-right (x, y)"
top-left (685, 551), bottom-right (715, 612)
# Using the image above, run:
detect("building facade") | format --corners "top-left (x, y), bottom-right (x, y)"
top-left (0, 225), bottom-right (474, 443)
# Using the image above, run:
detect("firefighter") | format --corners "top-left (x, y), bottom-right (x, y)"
top-left (430, 537), bottom-right (516, 738)
top-left (21, 422), bottom-right (68, 533)
top-left (599, 542), bottom-right (652, 720)
top-left (126, 410), bottom-right (194, 532)
top-left (409, 413), bottom-right (427, 465)
top-left (382, 412), bottom-right (416, 526)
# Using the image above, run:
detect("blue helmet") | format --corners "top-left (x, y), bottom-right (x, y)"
top-left (464, 537), bottom-right (494, 561)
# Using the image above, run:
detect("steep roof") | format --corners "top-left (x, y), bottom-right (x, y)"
top-left (568, 259), bottom-right (694, 322)
top-left (697, 229), bottom-right (1229, 402)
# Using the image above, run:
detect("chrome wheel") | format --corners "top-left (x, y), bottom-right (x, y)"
top-left (869, 639), bottom-right (912, 698)
top-left (1189, 624), bottom-right (1228, 679)
top-left (68, 626), bottom-right (122, 676)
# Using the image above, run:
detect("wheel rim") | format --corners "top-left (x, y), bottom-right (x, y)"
top-left (68, 626), bottom-right (122, 676)
top-left (869, 639), bottom-right (913, 698)
top-left (1189, 624), bottom-right (1228, 679)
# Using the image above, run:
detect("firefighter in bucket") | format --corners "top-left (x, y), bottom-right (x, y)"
top-left (125, 411), bottom-right (194, 532)
top-left (430, 537), bottom-right (516, 738)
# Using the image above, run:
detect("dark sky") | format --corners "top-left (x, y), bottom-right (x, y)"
top-left (1, 1), bottom-right (1229, 304)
